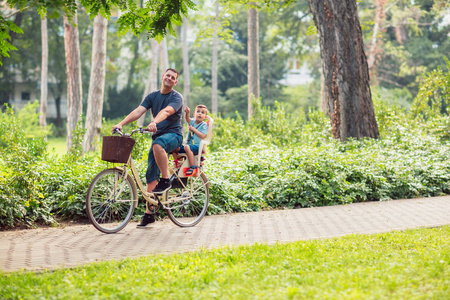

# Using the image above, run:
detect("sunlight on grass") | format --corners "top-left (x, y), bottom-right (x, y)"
top-left (1, 226), bottom-right (449, 299)
top-left (47, 137), bottom-right (67, 156)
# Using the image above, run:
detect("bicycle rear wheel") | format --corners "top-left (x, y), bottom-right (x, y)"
top-left (165, 173), bottom-right (209, 227)
top-left (86, 168), bottom-right (137, 233)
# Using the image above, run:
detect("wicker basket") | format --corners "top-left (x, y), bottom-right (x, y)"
top-left (101, 136), bottom-right (136, 163)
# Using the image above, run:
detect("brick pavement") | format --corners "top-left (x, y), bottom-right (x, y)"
top-left (1, 196), bottom-right (449, 273)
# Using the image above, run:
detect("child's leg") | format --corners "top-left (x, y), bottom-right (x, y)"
top-left (185, 145), bottom-right (195, 166)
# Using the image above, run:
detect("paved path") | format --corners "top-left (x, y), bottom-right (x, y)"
top-left (1, 196), bottom-right (449, 273)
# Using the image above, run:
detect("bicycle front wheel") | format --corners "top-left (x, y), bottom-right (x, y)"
top-left (165, 173), bottom-right (209, 227)
top-left (86, 168), bottom-right (137, 234)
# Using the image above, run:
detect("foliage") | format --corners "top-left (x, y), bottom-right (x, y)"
top-left (207, 134), bottom-right (450, 213)
top-left (0, 105), bottom-right (50, 228)
top-left (2, 63), bottom-right (450, 228)
top-left (410, 57), bottom-right (450, 119)
top-left (359, 0), bottom-right (450, 98)
top-left (1, 226), bottom-right (449, 299)
top-left (1, 0), bottom-right (197, 58)
top-left (0, 16), bottom-right (22, 66)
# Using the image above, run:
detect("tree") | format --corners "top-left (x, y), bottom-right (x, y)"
top-left (1, 0), bottom-right (196, 59)
top-left (83, 14), bottom-right (107, 152)
top-left (160, 38), bottom-right (169, 72)
top-left (247, 3), bottom-right (260, 118)
top-left (182, 17), bottom-right (191, 108)
top-left (64, 12), bottom-right (83, 150)
top-left (367, 0), bottom-right (387, 82)
top-left (211, 2), bottom-right (219, 115)
top-left (39, 16), bottom-right (48, 127)
top-left (308, 0), bottom-right (379, 141)
top-left (138, 39), bottom-right (160, 127)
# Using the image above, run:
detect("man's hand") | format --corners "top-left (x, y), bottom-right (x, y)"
top-left (147, 121), bottom-right (158, 133)
top-left (112, 124), bottom-right (122, 134)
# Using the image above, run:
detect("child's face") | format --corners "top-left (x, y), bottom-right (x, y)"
top-left (194, 107), bottom-right (207, 122)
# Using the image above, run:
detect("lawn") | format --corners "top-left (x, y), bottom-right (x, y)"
top-left (1, 226), bottom-right (449, 299)
top-left (47, 137), bottom-right (67, 156)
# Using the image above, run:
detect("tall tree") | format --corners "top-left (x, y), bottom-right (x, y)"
top-left (137, 39), bottom-right (160, 127)
top-left (64, 13), bottom-right (83, 150)
top-left (308, 0), bottom-right (379, 141)
top-left (247, 3), bottom-right (260, 118)
top-left (367, 0), bottom-right (387, 83)
top-left (83, 14), bottom-right (107, 152)
top-left (39, 16), bottom-right (48, 127)
top-left (211, 1), bottom-right (219, 115)
top-left (160, 37), bottom-right (169, 72)
top-left (182, 17), bottom-right (191, 108)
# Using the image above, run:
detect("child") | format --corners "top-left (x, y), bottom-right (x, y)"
top-left (173, 104), bottom-right (209, 176)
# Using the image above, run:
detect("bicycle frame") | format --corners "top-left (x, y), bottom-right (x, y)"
top-left (115, 154), bottom-right (207, 209)
top-left (86, 127), bottom-right (211, 233)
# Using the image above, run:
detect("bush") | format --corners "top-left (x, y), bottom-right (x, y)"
top-left (2, 61), bottom-right (450, 229)
top-left (0, 105), bottom-right (51, 228)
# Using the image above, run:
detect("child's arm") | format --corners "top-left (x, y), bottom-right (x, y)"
top-left (184, 106), bottom-right (191, 124)
top-left (188, 125), bottom-right (207, 140)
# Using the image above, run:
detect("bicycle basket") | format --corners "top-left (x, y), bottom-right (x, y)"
top-left (101, 136), bottom-right (136, 163)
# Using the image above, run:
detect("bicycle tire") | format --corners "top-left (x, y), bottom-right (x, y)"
top-left (86, 168), bottom-right (137, 233)
top-left (165, 172), bottom-right (209, 227)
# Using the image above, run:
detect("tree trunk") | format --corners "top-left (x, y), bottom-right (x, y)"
top-left (55, 96), bottom-right (62, 128)
top-left (320, 70), bottom-right (327, 114)
top-left (308, 0), bottom-right (379, 141)
top-left (64, 13), bottom-right (83, 150)
top-left (137, 39), bottom-right (160, 127)
top-left (247, 4), bottom-right (259, 119)
top-left (126, 36), bottom-right (140, 89)
top-left (83, 14), bottom-right (107, 152)
top-left (211, 2), bottom-right (219, 115)
top-left (182, 18), bottom-right (191, 109)
top-left (160, 38), bottom-right (169, 72)
top-left (40, 17), bottom-right (48, 128)
top-left (367, 0), bottom-right (386, 84)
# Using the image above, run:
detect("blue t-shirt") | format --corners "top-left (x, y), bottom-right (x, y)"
top-left (187, 120), bottom-right (208, 146)
top-left (140, 90), bottom-right (183, 138)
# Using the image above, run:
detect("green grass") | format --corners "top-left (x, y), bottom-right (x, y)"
top-left (1, 226), bottom-right (449, 299)
top-left (47, 137), bottom-right (67, 156)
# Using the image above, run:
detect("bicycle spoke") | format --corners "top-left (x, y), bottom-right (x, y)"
top-left (165, 173), bottom-right (209, 227)
top-left (86, 169), bottom-right (137, 233)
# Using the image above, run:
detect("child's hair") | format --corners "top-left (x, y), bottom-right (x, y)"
top-left (196, 104), bottom-right (208, 115)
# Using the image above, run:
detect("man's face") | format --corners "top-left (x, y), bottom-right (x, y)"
top-left (162, 70), bottom-right (178, 88)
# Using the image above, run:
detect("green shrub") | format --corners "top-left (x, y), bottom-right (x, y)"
top-left (0, 105), bottom-right (51, 228)
top-left (410, 57), bottom-right (450, 119)
top-left (3, 61), bottom-right (450, 229)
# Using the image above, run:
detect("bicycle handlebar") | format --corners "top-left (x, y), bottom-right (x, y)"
top-left (112, 127), bottom-right (153, 137)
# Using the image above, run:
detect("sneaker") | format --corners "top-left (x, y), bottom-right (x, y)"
top-left (152, 178), bottom-right (172, 194)
top-left (136, 213), bottom-right (155, 228)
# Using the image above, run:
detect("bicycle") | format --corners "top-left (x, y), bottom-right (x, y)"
top-left (85, 117), bottom-right (213, 234)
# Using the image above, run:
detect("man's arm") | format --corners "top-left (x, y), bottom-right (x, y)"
top-left (113, 106), bottom-right (147, 131)
top-left (147, 106), bottom-right (176, 132)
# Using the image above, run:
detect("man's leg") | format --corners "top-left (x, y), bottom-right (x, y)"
top-left (137, 180), bottom-right (159, 228)
top-left (153, 143), bottom-right (170, 179)
top-left (151, 133), bottom-right (183, 194)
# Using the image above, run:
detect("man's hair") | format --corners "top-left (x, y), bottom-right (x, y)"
top-left (196, 104), bottom-right (208, 115)
top-left (165, 68), bottom-right (179, 79)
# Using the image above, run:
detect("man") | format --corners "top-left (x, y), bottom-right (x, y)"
top-left (112, 68), bottom-right (183, 227)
